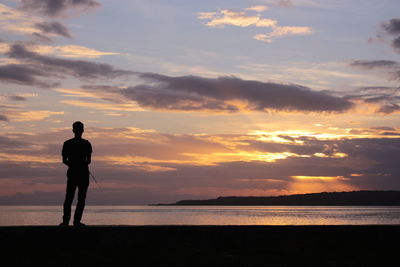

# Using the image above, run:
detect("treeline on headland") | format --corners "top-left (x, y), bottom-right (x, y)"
top-left (154, 191), bottom-right (400, 206)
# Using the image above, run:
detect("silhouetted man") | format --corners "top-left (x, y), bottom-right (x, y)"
top-left (60, 121), bottom-right (92, 226)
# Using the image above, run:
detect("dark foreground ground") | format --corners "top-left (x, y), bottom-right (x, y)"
top-left (1, 225), bottom-right (399, 267)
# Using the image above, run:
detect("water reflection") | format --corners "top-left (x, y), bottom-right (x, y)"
top-left (0, 206), bottom-right (400, 225)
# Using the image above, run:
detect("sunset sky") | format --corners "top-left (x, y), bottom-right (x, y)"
top-left (1, 0), bottom-right (400, 204)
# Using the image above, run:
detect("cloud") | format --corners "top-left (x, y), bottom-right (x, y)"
top-left (393, 37), bottom-right (400, 53)
top-left (0, 3), bottom-right (72, 42)
top-left (0, 3), bottom-right (40, 35)
top-left (254, 33), bottom-right (271, 42)
top-left (33, 21), bottom-right (72, 38)
top-left (0, 95), bottom-right (28, 101)
top-left (0, 64), bottom-right (58, 87)
top-left (5, 43), bottom-right (132, 83)
top-left (382, 18), bottom-right (400, 35)
top-left (84, 73), bottom-right (353, 113)
top-left (350, 21), bottom-right (400, 113)
top-left (0, 127), bottom-right (399, 204)
top-left (370, 126), bottom-right (397, 131)
top-left (348, 127), bottom-right (400, 137)
top-left (198, 9), bottom-right (277, 28)
top-left (197, 12), bottom-right (217, 20)
top-left (377, 104), bottom-right (400, 114)
top-left (359, 86), bottom-right (398, 93)
top-left (254, 26), bottom-right (313, 42)
top-left (0, 103), bottom-right (64, 122)
top-left (0, 2), bottom-right (123, 90)
top-left (119, 85), bottom-right (239, 113)
top-left (379, 18), bottom-right (400, 53)
top-left (0, 136), bottom-right (29, 149)
top-left (276, 0), bottom-right (293, 7)
top-left (350, 60), bottom-right (398, 69)
top-left (0, 43), bottom-right (126, 87)
top-left (350, 60), bottom-right (400, 80)
top-left (9, 96), bottom-right (27, 101)
top-left (5, 110), bottom-right (64, 122)
top-left (265, 25), bottom-right (313, 38)
top-left (198, 6), bottom-right (313, 42)
top-left (291, 175), bottom-right (347, 181)
top-left (245, 5), bottom-right (269, 12)
top-left (257, 0), bottom-right (327, 8)
top-left (0, 114), bottom-right (9, 121)
top-left (344, 85), bottom-right (400, 114)
top-left (3, 42), bottom-right (350, 117)
top-left (1, 42), bottom-right (119, 59)
top-left (19, 0), bottom-right (100, 17)
top-left (60, 99), bottom-right (145, 112)
top-left (31, 45), bottom-right (119, 58)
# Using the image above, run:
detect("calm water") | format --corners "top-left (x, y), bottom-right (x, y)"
top-left (0, 206), bottom-right (400, 226)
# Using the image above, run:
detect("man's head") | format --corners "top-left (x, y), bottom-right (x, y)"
top-left (72, 121), bottom-right (84, 138)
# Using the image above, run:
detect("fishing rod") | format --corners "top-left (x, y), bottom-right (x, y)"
top-left (89, 170), bottom-right (101, 189)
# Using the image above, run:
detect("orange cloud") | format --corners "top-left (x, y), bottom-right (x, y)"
top-left (254, 26), bottom-right (313, 42)
top-left (11, 111), bottom-right (64, 122)
top-left (1, 42), bottom-right (118, 59)
top-left (2, 108), bottom-right (64, 122)
top-left (198, 6), bottom-right (313, 43)
top-left (0, 3), bottom-right (39, 35)
top-left (32, 45), bottom-right (119, 58)
top-left (0, 153), bottom-right (58, 164)
top-left (291, 176), bottom-right (348, 181)
top-left (60, 100), bottom-right (145, 112)
top-left (245, 5), bottom-right (269, 12)
top-left (0, 126), bottom-right (397, 203)
top-left (199, 9), bottom-right (277, 28)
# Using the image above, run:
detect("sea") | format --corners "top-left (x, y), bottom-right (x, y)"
top-left (1, 206), bottom-right (400, 226)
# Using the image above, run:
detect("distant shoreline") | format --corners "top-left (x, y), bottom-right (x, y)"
top-left (152, 190), bottom-right (400, 206)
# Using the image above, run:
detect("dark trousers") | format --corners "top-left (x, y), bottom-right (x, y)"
top-left (63, 168), bottom-right (89, 224)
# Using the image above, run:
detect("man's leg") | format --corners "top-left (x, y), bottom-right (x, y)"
top-left (62, 178), bottom-right (77, 224)
top-left (74, 176), bottom-right (89, 225)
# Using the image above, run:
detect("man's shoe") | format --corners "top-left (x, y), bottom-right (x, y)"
top-left (73, 222), bottom-right (86, 227)
top-left (59, 222), bottom-right (68, 226)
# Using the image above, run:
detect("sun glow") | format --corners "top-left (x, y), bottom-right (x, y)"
top-left (103, 151), bottom-right (306, 170)
top-left (291, 176), bottom-right (347, 181)
top-left (248, 127), bottom-right (400, 142)
top-left (182, 151), bottom-right (305, 165)
top-left (313, 153), bottom-right (348, 158)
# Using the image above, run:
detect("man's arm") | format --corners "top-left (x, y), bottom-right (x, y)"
top-left (62, 141), bottom-right (69, 166)
top-left (86, 141), bottom-right (92, 165)
top-left (86, 154), bottom-right (91, 165)
top-left (62, 155), bottom-right (70, 166)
